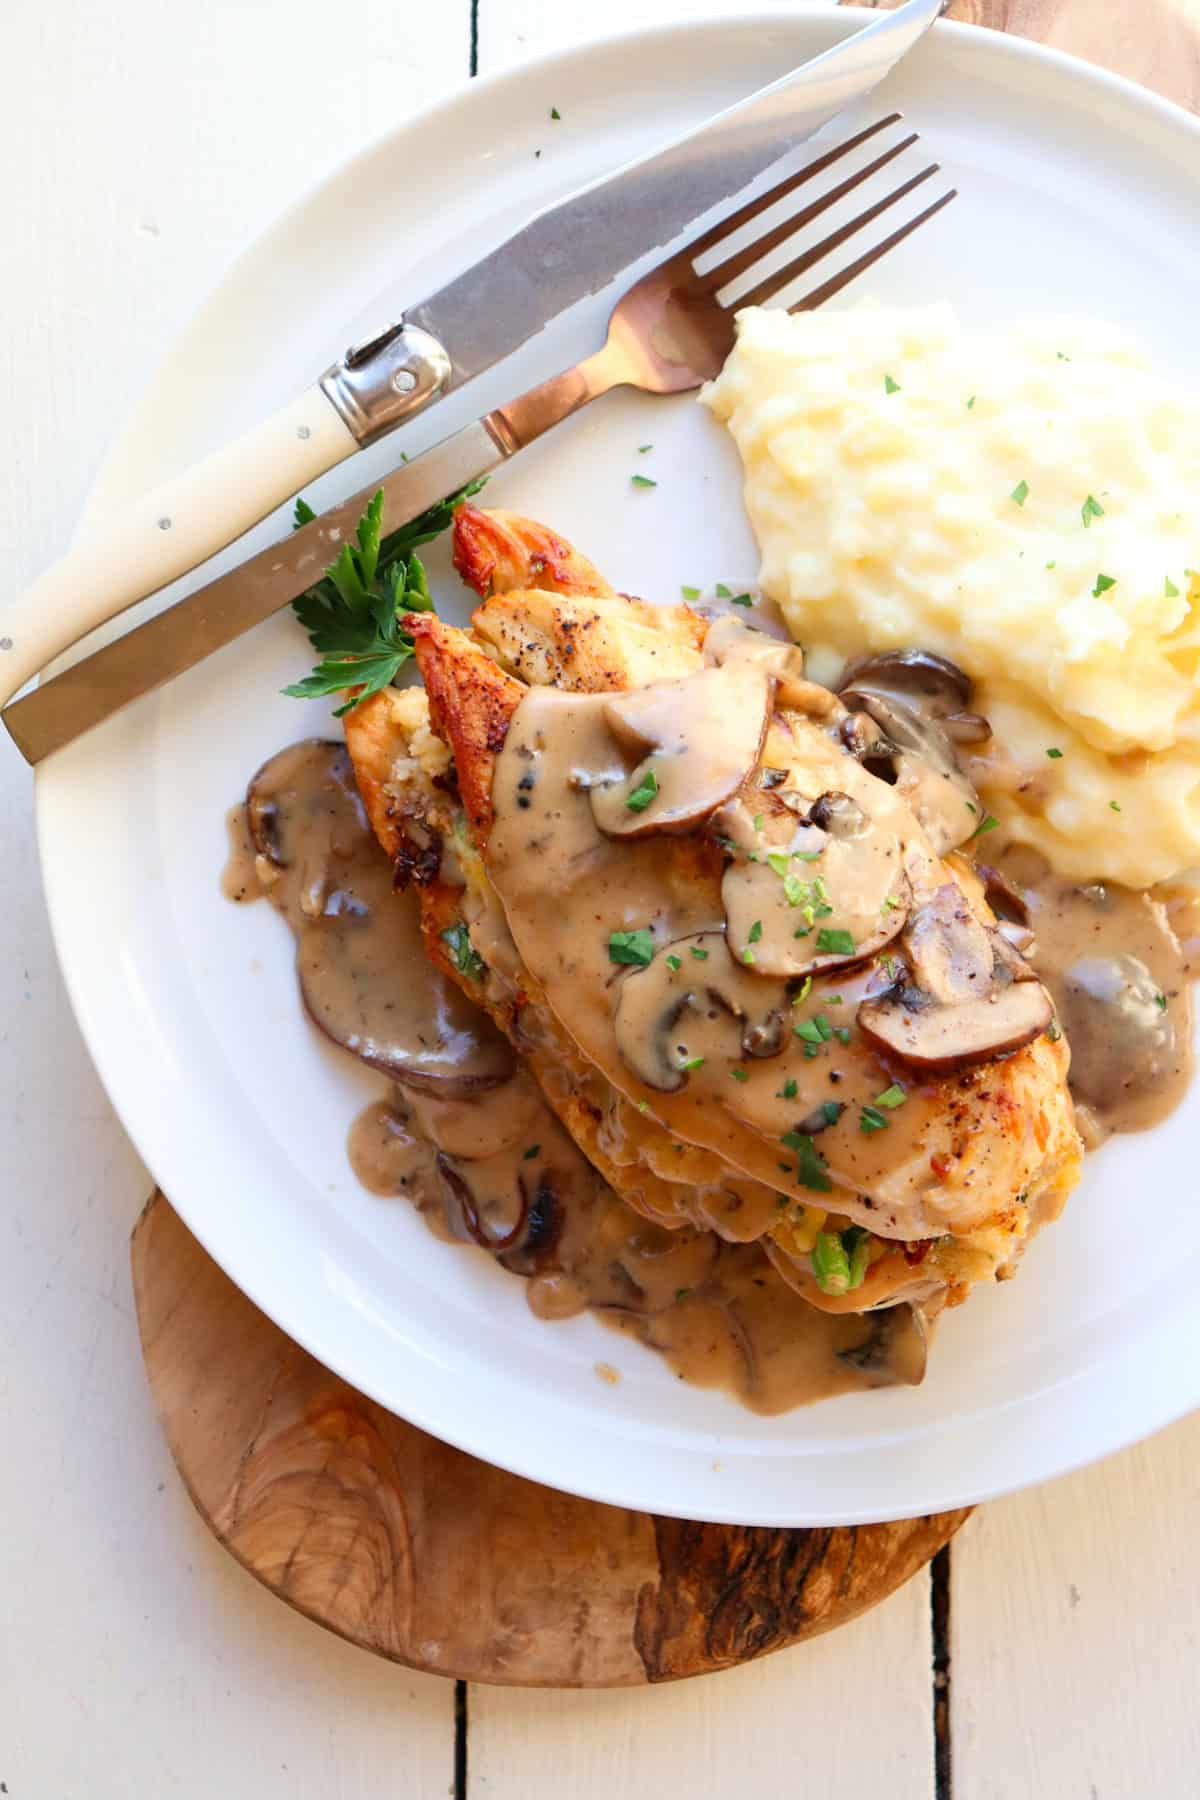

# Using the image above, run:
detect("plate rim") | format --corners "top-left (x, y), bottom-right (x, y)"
top-left (36, 6), bottom-right (1200, 1524)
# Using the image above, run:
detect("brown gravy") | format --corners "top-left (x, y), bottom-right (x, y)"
top-left (992, 847), bottom-right (1198, 1145)
top-left (228, 739), bottom-right (513, 1090)
top-left (225, 739), bottom-right (924, 1412)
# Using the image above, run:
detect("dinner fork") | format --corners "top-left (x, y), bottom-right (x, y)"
top-left (3, 118), bottom-right (954, 763)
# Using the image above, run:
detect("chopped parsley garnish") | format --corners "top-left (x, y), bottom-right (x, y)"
top-left (882, 894), bottom-right (902, 911)
top-left (680, 1054), bottom-right (705, 1071)
top-left (970, 813), bottom-right (1000, 840)
top-left (1110, 799), bottom-right (1122, 812)
top-left (1046, 747), bottom-right (1063, 759)
top-left (625, 767), bottom-right (659, 812)
top-left (1166, 576), bottom-right (1181, 598)
top-left (884, 374), bottom-right (901, 394)
top-left (631, 473), bottom-right (657, 489)
top-left (753, 814), bottom-right (764, 831)
top-left (816, 927), bottom-right (856, 956)
top-left (441, 922), bottom-right (484, 981)
top-left (665, 954), bottom-right (682, 972)
top-left (522, 1144), bottom-right (541, 1160)
top-left (779, 1078), bottom-right (799, 1100)
top-left (742, 948), bottom-right (756, 965)
top-left (1010, 479), bottom-right (1029, 507)
top-left (550, 106), bottom-right (561, 119)
top-left (285, 481), bottom-right (484, 714)
top-left (834, 1026), bottom-right (852, 1045)
top-left (1155, 992), bottom-right (1168, 1012)
top-left (638, 443), bottom-right (652, 453)
top-left (876, 1084), bottom-right (907, 1110)
top-left (789, 1135), bottom-right (833, 1194)
top-left (730, 1067), bottom-right (749, 1083)
top-left (1046, 560), bottom-right (1057, 570)
top-left (715, 583), bottom-right (733, 599)
top-left (966, 395), bottom-right (976, 410)
top-left (748, 919), bottom-right (763, 944)
top-left (822, 1101), bottom-right (844, 1126)
top-left (794, 1013), bottom-right (834, 1045)
top-left (681, 585), bottom-right (701, 600)
top-left (1081, 493), bottom-right (1105, 527)
top-left (690, 945), bottom-right (709, 961)
top-left (1057, 350), bottom-right (1071, 361)
top-left (608, 929), bottom-right (654, 966)
top-left (674, 1288), bottom-right (690, 1301)
top-left (729, 592), bottom-right (754, 607)
top-left (1093, 572), bottom-right (1117, 596)
top-left (859, 1104), bottom-right (890, 1134)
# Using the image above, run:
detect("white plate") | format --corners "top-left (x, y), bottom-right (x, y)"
top-left (37, 10), bottom-right (1200, 1525)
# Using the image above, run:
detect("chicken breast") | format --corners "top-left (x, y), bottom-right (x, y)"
top-left (345, 507), bottom-right (1082, 1313)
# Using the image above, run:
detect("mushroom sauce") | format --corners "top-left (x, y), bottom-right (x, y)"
top-left (227, 630), bottom-right (1198, 1413)
top-left (227, 738), bottom-right (926, 1410)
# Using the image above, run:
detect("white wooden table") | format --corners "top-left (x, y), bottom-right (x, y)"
top-left (3, 3), bottom-right (1198, 1794)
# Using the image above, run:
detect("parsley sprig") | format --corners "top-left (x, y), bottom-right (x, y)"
top-left (283, 480), bottom-right (483, 715)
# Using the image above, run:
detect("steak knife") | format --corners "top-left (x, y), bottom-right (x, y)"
top-left (0, 0), bottom-right (944, 714)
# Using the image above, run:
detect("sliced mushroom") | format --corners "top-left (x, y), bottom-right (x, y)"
top-left (611, 931), bottom-right (789, 1090)
top-left (904, 884), bottom-right (995, 1005)
top-left (858, 980), bottom-right (1053, 1072)
top-left (837, 1302), bottom-right (929, 1387)
top-left (589, 661), bottom-right (770, 838)
top-left (703, 613), bottom-right (838, 715)
top-left (840, 648), bottom-right (973, 717)
top-left (848, 691), bottom-right (982, 856)
top-left (719, 790), bottom-right (910, 978)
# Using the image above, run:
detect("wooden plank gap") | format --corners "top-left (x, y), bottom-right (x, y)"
top-left (931, 1542), bottom-right (952, 1800)
top-left (455, 1678), bottom-right (469, 1799)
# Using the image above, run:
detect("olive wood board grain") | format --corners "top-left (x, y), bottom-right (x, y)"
top-left (132, 1193), bottom-right (968, 1687)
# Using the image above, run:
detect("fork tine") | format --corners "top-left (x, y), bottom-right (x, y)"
top-left (699, 132), bottom-right (919, 294)
top-left (733, 163), bottom-right (941, 312)
top-left (684, 113), bottom-right (904, 265)
top-left (788, 185), bottom-right (957, 314)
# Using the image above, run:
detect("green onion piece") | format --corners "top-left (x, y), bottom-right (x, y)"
top-left (440, 923), bottom-right (484, 980)
top-left (608, 928), bottom-right (654, 966)
top-left (811, 1231), bottom-right (851, 1294)
top-left (844, 1226), bottom-right (871, 1291)
top-left (625, 767), bottom-right (658, 812)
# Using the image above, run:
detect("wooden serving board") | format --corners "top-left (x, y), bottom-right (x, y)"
top-left (133, 1194), bottom-right (968, 1686)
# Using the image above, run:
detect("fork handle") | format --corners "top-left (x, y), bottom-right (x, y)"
top-left (0, 389), bottom-right (359, 706)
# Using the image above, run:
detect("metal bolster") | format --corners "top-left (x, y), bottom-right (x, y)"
top-left (319, 321), bottom-right (453, 446)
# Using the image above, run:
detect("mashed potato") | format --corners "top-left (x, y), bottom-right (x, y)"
top-left (703, 303), bottom-right (1200, 886)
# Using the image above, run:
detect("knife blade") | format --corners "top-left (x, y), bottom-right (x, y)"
top-left (325, 0), bottom-right (946, 428)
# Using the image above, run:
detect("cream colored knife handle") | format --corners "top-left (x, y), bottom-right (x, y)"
top-left (0, 389), bottom-right (356, 706)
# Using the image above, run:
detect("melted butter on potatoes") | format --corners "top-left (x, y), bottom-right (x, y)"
top-left (703, 302), bottom-right (1200, 886)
